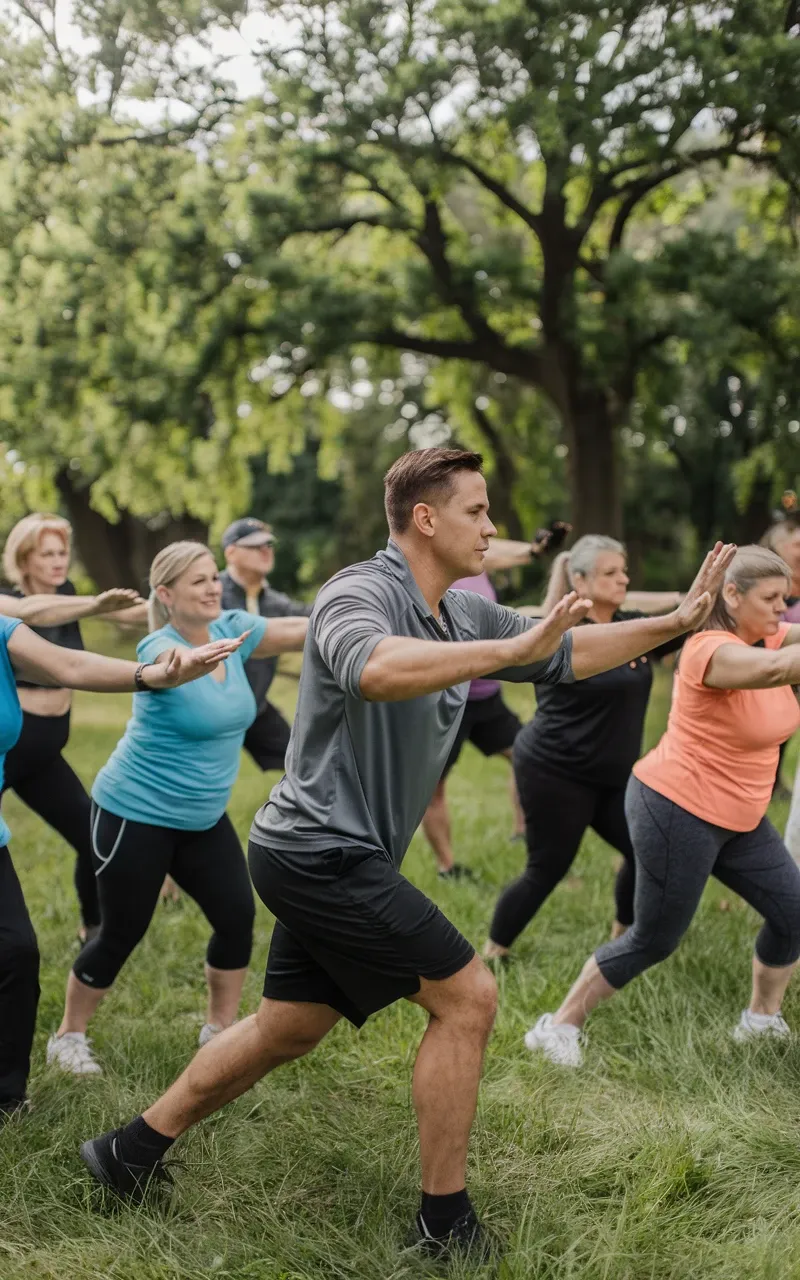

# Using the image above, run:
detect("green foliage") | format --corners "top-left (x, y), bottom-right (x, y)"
top-left (0, 0), bottom-right (799, 566)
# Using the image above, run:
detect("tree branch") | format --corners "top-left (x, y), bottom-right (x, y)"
top-left (437, 149), bottom-right (544, 244)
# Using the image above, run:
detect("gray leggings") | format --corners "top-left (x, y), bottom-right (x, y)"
top-left (595, 777), bottom-right (800, 990)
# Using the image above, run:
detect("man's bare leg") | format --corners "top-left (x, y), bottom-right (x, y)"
top-left (408, 954), bottom-right (497, 1194)
top-left (421, 780), bottom-right (456, 873)
top-left (145, 999), bottom-right (340, 1138)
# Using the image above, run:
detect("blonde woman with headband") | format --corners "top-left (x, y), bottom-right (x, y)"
top-left (527, 546), bottom-right (800, 1068)
top-left (485, 535), bottom-right (686, 964)
top-left (0, 513), bottom-right (147, 942)
top-left (47, 541), bottom-right (309, 1077)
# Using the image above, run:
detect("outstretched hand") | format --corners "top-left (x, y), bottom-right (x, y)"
top-left (145, 632), bottom-right (250, 689)
top-left (508, 591), bottom-right (592, 666)
top-left (93, 589), bottom-right (147, 615)
top-left (671, 542), bottom-right (737, 632)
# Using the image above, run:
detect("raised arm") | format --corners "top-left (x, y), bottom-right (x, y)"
top-left (0, 588), bottom-right (142, 626)
top-left (481, 538), bottom-right (538, 573)
top-left (622, 591), bottom-right (683, 613)
top-left (7, 625), bottom-right (246, 692)
top-left (569, 543), bottom-right (737, 679)
top-left (251, 616), bottom-right (308, 658)
top-left (704, 631), bottom-right (800, 690)
top-left (359, 595), bottom-right (590, 702)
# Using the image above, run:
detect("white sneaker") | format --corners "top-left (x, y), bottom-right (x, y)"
top-left (198, 1022), bottom-right (223, 1047)
top-left (46, 1032), bottom-right (102, 1076)
top-left (732, 1009), bottom-right (791, 1043)
top-left (524, 1013), bottom-right (584, 1067)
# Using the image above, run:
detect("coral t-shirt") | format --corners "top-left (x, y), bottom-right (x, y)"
top-left (634, 625), bottom-right (800, 831)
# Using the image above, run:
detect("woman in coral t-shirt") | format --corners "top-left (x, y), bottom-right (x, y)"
top-left (524, 546), bottom-right (800, 1067)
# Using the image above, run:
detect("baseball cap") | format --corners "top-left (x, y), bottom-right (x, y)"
top-left (221, 517), bottom-right (275, 549)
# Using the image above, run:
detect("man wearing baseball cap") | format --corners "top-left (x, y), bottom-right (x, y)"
top-left (220, 518), bottom-right (313, 773)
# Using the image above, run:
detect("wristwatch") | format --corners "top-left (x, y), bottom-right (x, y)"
top-left (134, 662), bottom-right (155, 692)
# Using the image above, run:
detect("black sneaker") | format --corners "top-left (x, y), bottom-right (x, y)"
top-left (437, 864), bottom-right (474, 881)
top-left (0, 1097), bottom-right (30, 1123)
top-left (80, 1128), bottom-right (173, 1203)
top-left (406, 1208), bottom-right (497, 1262)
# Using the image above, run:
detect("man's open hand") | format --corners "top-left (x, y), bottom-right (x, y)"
top-left (507, 591), bottom-right (592, 666)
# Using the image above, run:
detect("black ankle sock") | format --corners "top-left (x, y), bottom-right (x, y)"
top-left (420, 1188), bottom-right (472, 1236)
top-left (117, 1115), bottom-right (175, 1168)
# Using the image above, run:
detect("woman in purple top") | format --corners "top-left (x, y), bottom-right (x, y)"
top-left (421, 525), bottom-right (570, 878)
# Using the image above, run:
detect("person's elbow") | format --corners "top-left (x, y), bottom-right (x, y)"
top-left (358, 649), bottom-right (399, 701)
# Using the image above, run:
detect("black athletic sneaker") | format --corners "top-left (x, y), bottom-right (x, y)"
top-left (80, 1128), bottom-right (173, 1203)
top-left (437, 864), bottom-right (474, 881)
top-left (406, 1208), bottom-right (496, 1262)
top-left (0, 1097), bottom-right (29, 1123)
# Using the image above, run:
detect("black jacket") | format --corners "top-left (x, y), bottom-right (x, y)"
top-left (219, 571), bottom-right (313, 712)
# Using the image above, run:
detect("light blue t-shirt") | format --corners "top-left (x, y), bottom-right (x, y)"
top-left (92, 610), bottom-right (267, 831)
top-left (0, 616), bottom-right (23, 847)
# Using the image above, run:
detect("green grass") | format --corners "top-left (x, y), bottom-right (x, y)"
top-left (2, 627), bottom-right (800, 1279)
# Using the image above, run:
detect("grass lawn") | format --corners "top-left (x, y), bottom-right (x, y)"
top-left (2, 625), bottom-right (800, 1279)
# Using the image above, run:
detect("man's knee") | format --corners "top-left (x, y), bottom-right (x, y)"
top-left (443, 961), bottom-right (498, 1035)
top-left (254, 1000), bottom-right (333, 1061)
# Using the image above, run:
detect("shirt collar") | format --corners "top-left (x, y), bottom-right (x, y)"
top-left (377, 539), bottom-right (441, 624)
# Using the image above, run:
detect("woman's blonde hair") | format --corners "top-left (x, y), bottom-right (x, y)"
top-left (545, 535), bottom-right (626, 602)
top-left (2, 513), bottom-right (72, 587)
top-left (701, 545), bottom-right (791, 632)
top-left (148, 541), bottom-right (215, 631)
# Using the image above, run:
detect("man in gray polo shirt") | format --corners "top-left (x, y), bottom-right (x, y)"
top-left (80, 449), bottom-right (732, 1260)
top-left (220, 517), bottom-right (313, 772)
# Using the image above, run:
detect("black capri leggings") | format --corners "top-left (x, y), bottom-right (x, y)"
top-left (595, 777), bottom-right (800, 989)
top-left (73, 805), bottom-right (255, 989)
top-left (489, 759), bottom-right (635, 949)
top-left (2, 711), bottom-right (99, 929)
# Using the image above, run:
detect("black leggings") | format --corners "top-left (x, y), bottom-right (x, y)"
top-left (595, 777), bottom-right (800, 989)
top-left (489, 759), bottom-right (635, 949)
top-left (73, 806), bottom-right (255, 989)
top-left (0, 846), bottom-right (40, 1106)
top-left (2, 711), bottom-right (99, 929)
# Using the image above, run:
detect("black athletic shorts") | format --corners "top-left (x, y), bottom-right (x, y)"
top-left (243, 702), bottom-right (292, 772)
top-left (249, 840), bottom-right (475, 1027)
top-left (442, 691), bottom-right (521, 778)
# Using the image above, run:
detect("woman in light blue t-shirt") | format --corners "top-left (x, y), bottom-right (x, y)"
top-left (48, 542), bottom-right (308, 1078)
top-left (0, 606), bottom-right (242, 1115)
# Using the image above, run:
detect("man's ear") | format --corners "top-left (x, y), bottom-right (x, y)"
top-left (411, 502), bottom-right (436, 539)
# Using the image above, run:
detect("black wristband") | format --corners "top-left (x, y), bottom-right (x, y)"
top-left (134, 662), bottom-right (153, 692)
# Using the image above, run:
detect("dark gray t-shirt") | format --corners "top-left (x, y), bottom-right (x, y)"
top-left (220, 571), bottom-right (313, 711)
top-left (251, 540), bottom-right (573, 867)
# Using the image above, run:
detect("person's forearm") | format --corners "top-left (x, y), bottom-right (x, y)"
top-left (360, 636), bottom-right (515, 702)
top-left (481, 540), bottom-right (534, 573)
top-left (41, 648), bottom-right (141, 692)
top-left (99, 603), bottom-right (149, 627)
top-left (623, 591), bottom-right (682, 613)
top-left (0, 593), bottom-right (100, 625)
top-left (571, 613), bottom-right (685, 679)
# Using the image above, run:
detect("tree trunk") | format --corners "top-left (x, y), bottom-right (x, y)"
top-left (469, 403), bottom-right (525, 538)
top-left (55, 471), bottom-right (209, 591)
top-left (561, 391), bottom-right (622, 537)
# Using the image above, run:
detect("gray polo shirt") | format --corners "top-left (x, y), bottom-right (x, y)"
top-left (220, 571), bottom-right (313, 711)
top-left (251, 539), bottom-right (573, 868)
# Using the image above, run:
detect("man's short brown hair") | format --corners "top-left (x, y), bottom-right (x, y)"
top-left (383, 448), bottom-right (484, 534)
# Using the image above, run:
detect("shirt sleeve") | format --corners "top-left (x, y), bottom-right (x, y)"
top-left (137, 629), bottom-right (177, 664)
top-left (679, 632), bottom-right (741, 689)
top-left (313, 577), bottom-right (394, 698)
top-left (0, 616), bottom-right (22, 642)
top-left (458, 593), bottom-right (575, 685)
top-left (217, 610), bottom-right (268, 661)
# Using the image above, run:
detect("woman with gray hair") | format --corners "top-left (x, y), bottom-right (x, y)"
top-left (485, 535), bottom-right (684, 962)
top-left (527, 545), bottom-right (800, 1067)
top-left (47, 541), bottom-right (308, 1078)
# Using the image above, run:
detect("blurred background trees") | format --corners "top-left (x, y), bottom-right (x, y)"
top-left (1, 0), bottom-right (798, 591)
